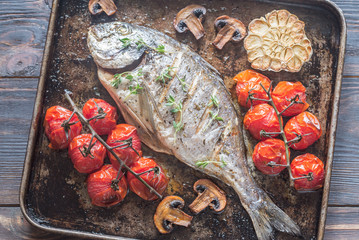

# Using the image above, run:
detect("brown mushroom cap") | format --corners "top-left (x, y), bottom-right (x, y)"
top-left (213, 15), bottom-right (247, 50)
top-left (173, 5), bottom-right (206, 40)
top-left (154, 196), bottom-right (193, 234)
top-left (189, 179), bottom-right (227, 214)
top-left (89, 0), bottom-right (117, 16)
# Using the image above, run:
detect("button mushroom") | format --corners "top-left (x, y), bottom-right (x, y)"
top-left (189, 179), bottom-right (227, 214)
top-left (213, 15), bottom-right (247, 50)
top-left (154, 196), bottom-right (193, 234)
top-left (89, 0), bottom-right (117, 16)
top-left (173, 5), bottom-right (206, 40)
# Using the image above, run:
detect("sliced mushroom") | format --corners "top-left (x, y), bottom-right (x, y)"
top-left (89, 0), bottom-right (117, 16)
top-left (173, 5), bottom-right (206, 40)
top-left (154, 196), bottom-right (193, 234)
top-left (213, 15), bottom-right (247, 50)
top-left (189, 179), bottom-right (227, 214)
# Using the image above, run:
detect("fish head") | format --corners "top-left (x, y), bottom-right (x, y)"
top-left (87, 22), bottom-right (145, 70)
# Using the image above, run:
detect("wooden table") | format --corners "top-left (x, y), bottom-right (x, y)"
top-left (0, 0), bottom-right (358, 239)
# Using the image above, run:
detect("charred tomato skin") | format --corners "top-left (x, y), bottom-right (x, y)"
top-left (244, 103), bottom-right (282, 140)
top-left (291, 153), bottom-right (325, 191)
top-left (272, 81), bottom-right (309, 117)
top-left (44, 105), bottom-right (82, 149)
top-left (285, 111), bottom-right (322, 150)
top-left (68, 134), bottom-right (106, 174)
top-left (87, 165), bottom-right (128, 207)
top-left (127, 157), bottom-right (168, 201)
top-left (106, 124), bottom-right (142, 170)
top-left (233, 69), bottom-right (272, 108)
top-left (252, 139), bottom-right (288, 175)
top-left (82, 98), bottom-right (118, 135)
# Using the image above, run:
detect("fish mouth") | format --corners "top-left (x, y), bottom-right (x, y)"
top-left (99, 51), bottom-right (146, 75)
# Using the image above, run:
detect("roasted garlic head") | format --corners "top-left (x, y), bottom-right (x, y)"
top-left (244, 10), bottom-right (312, 72)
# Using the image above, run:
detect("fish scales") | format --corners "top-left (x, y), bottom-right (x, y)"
top-left (88, 21), bottom-right (301, 240)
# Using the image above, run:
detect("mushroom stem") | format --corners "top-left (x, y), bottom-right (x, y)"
top-left (89, 0), bottom-right (117, 16)
top-left (154, 196), bottom-right (193, 234)
top-left (184, 15), bottom-right (205, 40)
top-left (188, 189), bottom-right (215, 213)
top-left (213, 26), bottom-right (237, 50)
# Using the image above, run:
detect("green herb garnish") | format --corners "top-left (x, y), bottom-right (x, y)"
top-left (166, 95), bottom-right (183, 140)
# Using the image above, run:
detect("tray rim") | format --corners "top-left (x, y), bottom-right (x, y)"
top-left (19, 0), bottom-right (347, 239)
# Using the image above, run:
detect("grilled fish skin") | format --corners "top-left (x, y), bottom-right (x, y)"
top-left (88, 21), bottom-right (300, 240)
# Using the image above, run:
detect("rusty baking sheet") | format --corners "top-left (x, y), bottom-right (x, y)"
top-left (20, 0), bottom-right (346, 239)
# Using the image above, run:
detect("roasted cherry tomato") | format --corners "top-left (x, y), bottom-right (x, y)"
top-left (272, 81), bottom-right (309, 117)
top-left (252, 139), bottom-right (288, 175)
top-left (233, 69), bottom-right (272, 108)
top-left (68, 134), bottom-right (106, 174)
top-left (284, 111), bottom-right (322, 150)
top-left (127, 157), bottom-right (168, 201)
top-left (243, 103), bottom-right (282, 140)
top-left (44, 106), bottom-right (82, 149)
top-left (291, 153), bottom-right (325, 191)
top-left (82, 98), bottom-right (118, 135)
top-left (87, 165), bottom-right (128, 207)
top-left (106, 124), bottom-right (142, 170)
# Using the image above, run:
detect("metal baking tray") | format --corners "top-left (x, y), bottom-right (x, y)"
top-left (20, 0), bottom-right (346, 239)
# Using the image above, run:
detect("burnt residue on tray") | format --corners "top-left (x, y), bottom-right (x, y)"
top-left (25, 0), bottom-right (341, 239)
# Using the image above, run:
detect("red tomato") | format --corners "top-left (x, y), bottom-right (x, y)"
top-left (243, 103), bottom-right (282, 140)
top-left (272, 81), bottom-right (309, 117)
top-left (82, 98), bottom-right (118, 135)
top-left (44, 106), bottom-right (82, 149)
top-left (106, 124), bottom-right (142, 170)
top-left (87, 165), bottom-right (128, 207)
top-left (291, 153), bottom-right (325, 191)
top-left (68, 134), bottom-right (106, 174)
top-left (252, 139), bottom-right (288, 175)
top-left (127, 157), bottom-right (168, 201)
top-left (233, 69), bottom-right (272, 108)
top-left (284, 112), bottom-right (322, 150)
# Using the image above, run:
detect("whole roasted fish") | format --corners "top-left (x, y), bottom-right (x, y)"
top-left (88, 21), bottom-right (300, 239)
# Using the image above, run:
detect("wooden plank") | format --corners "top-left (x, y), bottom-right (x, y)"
top-left (0, 0), bottom-right (52, 77)
top-left (0, 78), bottom-right (38, 205)
top-left (328, 77), bottom-right (359, 205)
top-left (332, 0), bottom-right (359, 76)
top-left (324, 207), bottom-right (359, 239)
top-left (0, 207), bottom-right (67, 240)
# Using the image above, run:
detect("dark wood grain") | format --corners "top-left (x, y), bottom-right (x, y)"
top-left (0, 0), bottom-right (52, 77)
top-left (0, 78), bottom-right (38, 204)
top-left (328, 77), bottom-right (359, 205)
top-left (334, 1), bottom-right (359, 76)
top-left (0, 207), bottom-right (66, 240)
top-left (324, 207), bottom-right (359, 239)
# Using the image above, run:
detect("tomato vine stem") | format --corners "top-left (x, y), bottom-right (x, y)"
top-left (248, 82), bottom-right (312, 186)
top-left (65, 92), bottom-right (163, 199)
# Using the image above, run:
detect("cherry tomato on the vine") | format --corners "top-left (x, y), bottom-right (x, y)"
top-left (68, 134), bottom-right (106, 174)
top-left (233, 69), bottom-right (272, 108)
top-left (44, 106), bottom-right (82, 149)
top-left (272, 81), bottom-right (309, 117)
top-left (106, 124), bottom-right (142, 170)
top-left (291, 153), bottom-right (325, 191)
top-left (252, 139), bottom-right (289, 175)
top-left (82, 98), bottom-right (118, 135)
top-left (127, 157), bottom-right (168, 201)
top-left (284, 111), bottom-right (322, 150)
top-left (244, 103), bottom-right (282, 140)
top-left (87, 165), bottom-right (128, 207)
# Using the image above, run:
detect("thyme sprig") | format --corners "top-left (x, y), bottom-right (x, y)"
top-left (156, 66), bottom-right (175, 84)
top-left (120, 37), bottom-right (166, 54)
top-left (112, 70), bottom-right (144, 100)
top-left (195, 157), bottom-right (227, 169)
top-left (248, 82), bottom-right (314, 185)
top-left (178, 76), bottom-right (188, 92)
top-left (202, 94), bottom-right (223, 133)
top-left (166, 95), bottom-right (183, 140)
top-left (208, 94), bottom-right (219, 108)
top-left (64, 92), bottom-right (163, 199)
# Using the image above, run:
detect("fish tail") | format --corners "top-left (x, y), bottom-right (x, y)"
top-left (245, 192), bottom-right (301, 240)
